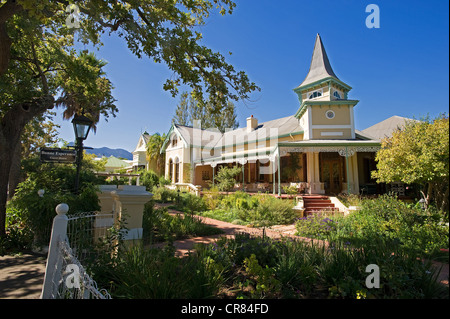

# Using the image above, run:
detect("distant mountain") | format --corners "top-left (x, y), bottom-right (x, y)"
top-left (67, 143), bottom-right (133, 160)
top-left (86, 147), bottom-right (133, 160)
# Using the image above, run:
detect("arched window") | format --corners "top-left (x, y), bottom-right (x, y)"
top-left (333, 91), bottom-right (341, 99)
top-left (174, 157), bottom-right (180, 183)
top-left (172, 135), bottom-right (178, 147)
top-left (308, 89), bottom-right (323, 99)
top-left (168, 158), bottom-right (174, 182)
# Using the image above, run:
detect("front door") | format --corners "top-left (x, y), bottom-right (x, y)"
top-left (321, 153), bottom-right (344, 194)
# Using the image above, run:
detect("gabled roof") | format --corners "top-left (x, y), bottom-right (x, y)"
top-left (219, 115), bottom-right (303, 147)
top-left (164, 115), bottom-right (305, 151)
top-left (133, 132), bottom-right (150, 153)
top-left (297, 33), bottom-right (339, 88)
top-left (105, 156), bottom-right (129, 168)
top-left (362, 116), bottom-right (417, 140)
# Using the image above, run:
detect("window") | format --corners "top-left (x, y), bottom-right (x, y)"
top-left (172, 137), bottom-right (178, 147)
top-left (202, 170), bottom-right (210, 181)
top-left (308, 89), bottom-right (322, 99)
top-left (333, 91), bottom-right (341, 99)
top-left (325, 110), bottom-right (335, 119)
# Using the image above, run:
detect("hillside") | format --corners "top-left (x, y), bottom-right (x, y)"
top-left (67, 143), bottom-right (133, 160)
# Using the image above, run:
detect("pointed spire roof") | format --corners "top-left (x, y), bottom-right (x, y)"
top-left (298, 34), bottom-right (339, 88)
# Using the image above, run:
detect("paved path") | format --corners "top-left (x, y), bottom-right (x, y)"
top-left (0, 253), bottom-right (47, 299)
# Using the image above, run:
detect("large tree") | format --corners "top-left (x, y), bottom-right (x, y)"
top-left (372, 114), bottom-right (449, 212)
top-left (0, 8), bottom-right (116, 237)
top-left (8, 111), bottom-right (61, 200)
top-left (0, 0), bottom-right (258, 237)
top-left (172, 91), bottom-right (239, 132)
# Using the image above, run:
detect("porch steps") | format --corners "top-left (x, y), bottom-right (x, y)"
top-left (303, 195), bottom-right (338, 216)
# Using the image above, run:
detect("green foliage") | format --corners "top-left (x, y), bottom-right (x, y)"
top-left (198, 192), bottom-right (296, 227)
top-left (3, 158), bottom-right (101, 251)
top-left (243, 254), bottom-right (282, 298)
top-left (176, 191), bottom-right (208, 214)
top-left (202, 186), bottom-right (223, 210)
top-left (142, 201), bottom-right (222, 244)
top-left (373, 114), bottom-right (449, 212)
top-left (146, 133), bottom-right (167, 176)
top-left (194, 234), bottom-right (448, 299)
top-left (172, 91), bottom-right (239, 132)
top-left (91, 243), bottom-right (225, 299)
top-left (295, 214), bottom-right (339, 240)
top-left (295, 194), bottom-right (449, 259)
top-left (89, 215), bottom-right (448, 299)
top-left (139, 169), bottom-right (160, 192)
top-left (151, 186), bottom-right (178, 203)
top-left (215, 166), bottom-right (242, 192)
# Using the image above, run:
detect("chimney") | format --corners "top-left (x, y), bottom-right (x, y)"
top-left (246, 115), bottom-right (258, 133)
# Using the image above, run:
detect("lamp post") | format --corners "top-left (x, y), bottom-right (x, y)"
top-left (72, 114), bottom-right (93, 194)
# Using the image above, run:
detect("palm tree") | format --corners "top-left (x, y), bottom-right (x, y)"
top-left (146, 132), bottom-right (167, 176)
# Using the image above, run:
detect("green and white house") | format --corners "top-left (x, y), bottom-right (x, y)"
top-left (159, 34), bottom-right (406, 196)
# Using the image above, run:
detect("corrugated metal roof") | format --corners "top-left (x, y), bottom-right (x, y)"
top-left (105, 156), bottom-right (129, 168)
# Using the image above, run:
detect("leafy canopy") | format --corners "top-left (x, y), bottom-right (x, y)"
top-left (3, 0), bottom-right (259, 112)
top-left (372, 114), bottom-right (449, 211)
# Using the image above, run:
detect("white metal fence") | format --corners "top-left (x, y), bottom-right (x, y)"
top-left (40, 203), bottom-right (112, 299)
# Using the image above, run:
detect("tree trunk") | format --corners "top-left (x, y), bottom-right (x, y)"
top-left (0, 97), bottom-right (53, 237)
top-left (0, 126), bottom-right (17, 237)
top-left (7, 139), bottom-right (22, 200)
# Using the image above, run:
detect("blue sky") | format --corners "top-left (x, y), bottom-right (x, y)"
top-left (54, 0), bottom-right (449, 152)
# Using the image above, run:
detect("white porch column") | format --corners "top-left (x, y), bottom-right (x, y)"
top-left (306, 152), bottom-right (324, 194)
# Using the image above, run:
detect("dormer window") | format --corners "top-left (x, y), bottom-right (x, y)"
top-left (308, 89), bottom-right (323, 100)
top-left (333, 91), bottom-right (341, 99)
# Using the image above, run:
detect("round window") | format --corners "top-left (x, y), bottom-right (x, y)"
top-left (325, 110), bottom-right (335, 119)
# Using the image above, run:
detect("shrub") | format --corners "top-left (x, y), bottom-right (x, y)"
top-left (252, 195), bottom-right (296, 226)
top-left (152, 186), bottom-right (177, 203)
top-left (4, 160), bottom-right (101, 250)
top-left (139, 169), bottom-right (160, 191)
top-left (202, 186), bottom-right (222, 210)
top-left (215, 166), bottom-right (241, 192)
top-left (197, 193), bottom-right (296, 227)
top-left (94, 244), bottom-right (224, 299)
top-left (177, 192), bottom-right (207, 214)
top-left (142, 202), bottom-right (222, 244)
top-left (295, 214), bottom-right (339, 240)
top-left (296, 194), bottom-right (449, 258)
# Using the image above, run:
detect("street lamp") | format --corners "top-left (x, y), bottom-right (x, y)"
top-left (72, 114), bottom-right (93, 194)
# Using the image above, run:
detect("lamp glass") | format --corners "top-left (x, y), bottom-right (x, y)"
top-left (74, 123), bottom-right (90, 140)
top-left (72, 115), bottom-right (93, 140)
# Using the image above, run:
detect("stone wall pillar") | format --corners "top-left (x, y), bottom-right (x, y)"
top-left (98, 185), bottom-right (152, 243)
